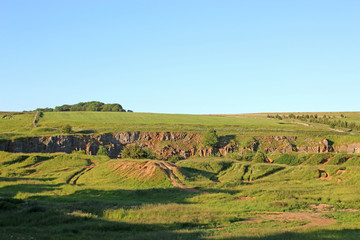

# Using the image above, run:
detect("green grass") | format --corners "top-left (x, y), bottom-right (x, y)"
top-left (3, 111), bottom-right (360, 143)
top-left (1, 152), bottom-right (360, 239)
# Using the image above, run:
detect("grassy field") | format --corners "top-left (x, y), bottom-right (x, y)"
top-left (1, 111), bottom-right (360, 143)
top-left (0, 151), bottom-right (360, 239)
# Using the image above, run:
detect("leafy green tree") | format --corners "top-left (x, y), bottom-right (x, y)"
top-left (62, 124), bottom-right (72, 134)
top-left (97, 146), bottom-right (109, 156)
top-left (121, 145), bottom-right (147, 159)
top-left (202, 129), bottom-right (219, 148)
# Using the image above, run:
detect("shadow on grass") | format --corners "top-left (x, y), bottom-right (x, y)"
top-left (76, 129), bottom-right (96, 134)
top-left (0, 176), bottom-right (56, 182)
top-left (0, 180), bottom-right (359, 240)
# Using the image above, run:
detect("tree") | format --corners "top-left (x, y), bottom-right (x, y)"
top-left (97, 146), bottom-right (109, 156)
top-left (62, 124), bottom-right (72, 134)
top-left (202, 129), bottom-right (219, 148)
top-left (121, 145), bottom-right (147, 159)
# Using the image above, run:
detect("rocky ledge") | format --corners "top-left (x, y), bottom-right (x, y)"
top-left (0, 132), bottom-right (359, 159)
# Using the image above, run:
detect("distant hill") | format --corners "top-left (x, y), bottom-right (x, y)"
top-left (35, 101), bottom-right (132, 112)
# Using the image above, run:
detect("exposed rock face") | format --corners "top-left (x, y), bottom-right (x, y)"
top-left (333, 143), bottom-right (360, 153)
top-left (197, 147), bottom-right (216, 157)
top-left (1, 132), bottom-right (360, 158)
top-left (0, 132), bottom-right (202, 159)
top-left (296, 139), bottom-right (331, 153)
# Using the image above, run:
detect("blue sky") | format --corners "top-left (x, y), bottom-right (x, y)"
top-left (1, 0), bottom-right (359, 114)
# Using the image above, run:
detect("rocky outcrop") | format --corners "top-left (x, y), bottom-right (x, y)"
top-left (333, 143), bottom-right (360, 153)
top-left (1, 133), bottom-right (360, 158)
top-left (0, 132), bottom-right (201, 159)
top-left (296, 139), bottom-right (331, 153)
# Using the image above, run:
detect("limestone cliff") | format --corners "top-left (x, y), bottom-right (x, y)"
top-left (1, 132), bottom-right (360, 158)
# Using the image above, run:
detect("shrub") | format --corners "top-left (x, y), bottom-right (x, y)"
top-left (62, 124), bottom-right (72, 134)
top-left (202, 129), bottom-right (219, 148)
top-left (121, 145), bottom-right (150, 159)
top-left (168, 155), bottom-right (182, 163)
top-left (252, 151), bottom-right (267, 163)
top-left (240, 149), bottom-right (254, 161)
top-left (72, 150), bottom-right (86, 155)
top-left (97, 146), bottom-right (109, 156)
top-left (226, 151), bottom-right (241, 160)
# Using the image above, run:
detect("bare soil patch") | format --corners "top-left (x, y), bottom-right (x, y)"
top-left (110, 160), bottom-right (199, 192)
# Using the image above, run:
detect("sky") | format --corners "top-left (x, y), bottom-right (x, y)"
top-left (0, 0), bottom-right (359, 114)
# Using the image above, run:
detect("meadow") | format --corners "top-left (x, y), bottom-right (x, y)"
top-left (1, 111), bottom-right (360, 143)
top-left (0, 151), bottom-right (360, 239)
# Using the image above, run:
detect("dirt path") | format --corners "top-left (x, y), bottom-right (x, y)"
top-left (294, 121), bottom-right (359, 135)
top-left (110, 160), bottom-right (199, 192)
top-left (158, 161), bottom-right (199, 192)
top-left (66, 159), bottom-right (97, 184)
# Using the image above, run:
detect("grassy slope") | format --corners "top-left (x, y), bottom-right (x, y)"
top-left (2, 111), bottom-right (360, 143)
top-left (0, 152), bottom-right (360, 239)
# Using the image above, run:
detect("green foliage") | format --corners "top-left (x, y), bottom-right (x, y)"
top-left (240, 149), bottom-right (255, 161)
top-left (72, 149), bottom-right (86, 154)
top-left (252, 151), bottom-right (267, 163)
top-left (202, 129), bottom-right (219, 147)
top-left (168, 155), bottom-right (182, 163)
top-left (44, 101), bottom-right (126, 112)
top-left (226, 151), bottom-right (241, 160)
top-left (61, 124), bottom-right (72, 134)
top-left (97, 146), bottom-right (109, 156)
top-left (121, 145), bottom-right (152, 159)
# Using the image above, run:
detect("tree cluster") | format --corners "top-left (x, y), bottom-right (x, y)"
top-left (267, 114), bottom-right (360, 131)
top-left (36, 101), bottom-right (131, 112)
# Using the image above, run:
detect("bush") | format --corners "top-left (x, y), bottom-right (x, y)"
top-left (240, 149), bottom-right (254, 161)
top-left (62, 124), bottom-right (72, 134)
top-left (252, 151), bottom-right (267, 163)
top-left (97, 146), bottom-right (109, 156)
top-left (168, 155), bottom-right (182, 163)
top-left (202, 129), bottom-right (219, 148)
top-left (72, 150), bottom-right (86, 155)
top-left (121, 145), bottom-right (151, 159)
top-left (226, 151), bottom-right (241, 160)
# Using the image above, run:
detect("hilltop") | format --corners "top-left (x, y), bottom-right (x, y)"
top-left (34, 101), bottom-right (132, 113)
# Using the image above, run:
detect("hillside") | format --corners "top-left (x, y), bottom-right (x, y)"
top-left (1, 111), bottom-right (360, 239)
top-left (1, 111), bottom-right (360, 140)
top-left (0, 152), bottom-right (360, 239)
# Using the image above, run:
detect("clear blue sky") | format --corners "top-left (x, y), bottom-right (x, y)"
top-left (1, 0), bottom-right (359, 114)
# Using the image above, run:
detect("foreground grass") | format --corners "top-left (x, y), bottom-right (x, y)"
top-left (0, 152), bottom-right (360, 239)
